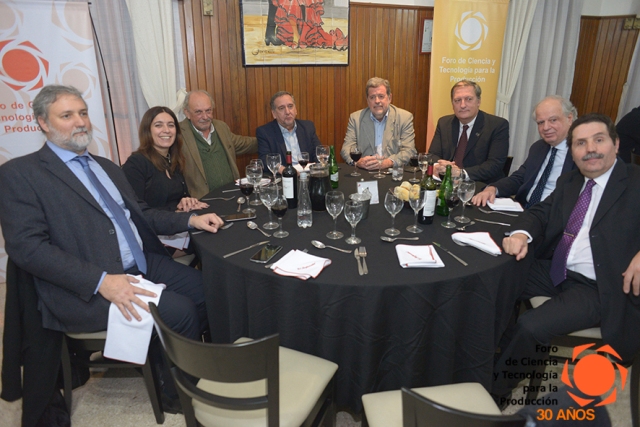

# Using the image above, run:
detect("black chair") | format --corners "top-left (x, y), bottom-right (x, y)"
top-left (149, 302), bottom-right (338, 427)
top-left (61, 331), bottom-right (165, 424)
top-left (503, 156), bottom-right (514, 176)
top-left (402, 387), bottom-right (526, 427)
top-left (631, 149), bottom-right (640, 166)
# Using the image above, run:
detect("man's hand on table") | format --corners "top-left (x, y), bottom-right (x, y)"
top-left (472, 186), bottom-right (497, 206)
top-left (357, 156), bottom-right (393, 170)
top-left (502, 233), bottom-right (529, 261)
top-left (434, 160), bottom-right (462, 178)
top-left (99, 274), bottom-right (156, 322)
top-left (190, 213), bottom-right (224, 233)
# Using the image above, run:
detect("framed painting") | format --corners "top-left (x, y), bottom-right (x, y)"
top-left (240, 0), bottom-right (349, 66)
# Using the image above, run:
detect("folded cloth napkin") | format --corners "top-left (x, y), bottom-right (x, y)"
top-left (103, 276), bottom-right (164, 364)
top-left (486, 198), bottom-right (524, 212)
top-left (236, 178), bottom-right (271, 186)
top-left (158, 231), bottom-right (190, 250)
top-left (270, 249), bottom-right (331, 280)
top-left (395, 244), bottom-right (445, 268)
top-left (294, 163), bottom-right (314, 173)
top-left (451, 232), bottom-right (502, 256)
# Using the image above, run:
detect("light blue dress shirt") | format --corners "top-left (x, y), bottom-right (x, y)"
top-left (278, 122), bottom-right (301, 165)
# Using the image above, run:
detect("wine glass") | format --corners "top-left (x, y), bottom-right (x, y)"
top-left (249, 159), bottom-right (264, 204)
top-left (418, 153), bottom-right (431, 180)
top-left (325, 191), bottom-right (345, 239)
top-left (349, 146), bottom-right (362, 177)
top-left (298, 152), bottom-right (310, 170)
top-left (260, 182), bottom-right (279, 230)
top-left (239, 180), bottom-right (254, 215)
top-left (406, 189), bottom-right (426, 233)
top-left (455, 179), bottom-right (475, 224)
top-left (316, 145), bottom-right (329, 166)
top-left (266, 153), bottom-right (281, 184)
top-left (344, 200), bottom-right (363, 245)
top-left (384, 192), bottom-right (404, 236)
top-left (245, 164), bottom-right (262, 209)
top-left (373, 145), bottom-right (385, 179)
top-left (271, 194), bottom-right (289, 238)
top-left (409, 154), bottom-right (419, 183)
top-left (441, 185), bottom-right (459, 229)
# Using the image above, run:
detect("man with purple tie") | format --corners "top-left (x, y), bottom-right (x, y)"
top-left (492, 113), bottom-right (640, 407)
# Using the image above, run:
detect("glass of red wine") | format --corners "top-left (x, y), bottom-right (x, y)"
top-left (349, 146), bottom-right (362, 177)
top-left (409, 155), bottom-right (419, 183)
top-left (299, 152), bottom-right (309, 170)
top-left (239, 181), bottom-right (255, 214)
top-left (441, 186), bottom-right (459, 228)
top-left (271, 194), bottom-right (289, 238)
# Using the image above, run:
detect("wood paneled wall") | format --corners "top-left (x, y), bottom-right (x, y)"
top-left (178, 0), bottom-right (433, 172)
top-left (571, 16), bottom-right (639, 121)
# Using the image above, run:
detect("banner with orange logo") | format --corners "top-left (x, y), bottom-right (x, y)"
top-left (0, 1), bottom-right (109, 280)
top-left (426, 0), bottom-right (509, 147)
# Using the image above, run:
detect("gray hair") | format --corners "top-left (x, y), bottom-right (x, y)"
top-left (182, 90), bottom-right (215, 112)
top-left (365, 77), bottom-right (391, 97)
top-left (270, 91), bottom-right (295, 110)
top-left (33, 85), bottom-right (86, 133)
top-left (532, 95), bottom-right (578, 121)
top-left (450, 80), bottom-right (481, 100)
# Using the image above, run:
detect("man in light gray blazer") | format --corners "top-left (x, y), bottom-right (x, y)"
top-left (341, 77), bottom-right (416, 170)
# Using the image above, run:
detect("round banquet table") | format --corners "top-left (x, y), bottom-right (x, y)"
top-left (190, 165), bottom-right (531, 413)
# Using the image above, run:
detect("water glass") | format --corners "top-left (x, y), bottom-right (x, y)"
top-left (391, 164), bottom-right (404, 181)
top-left (455, 179), bottom-right (475, 224)
top-left (260, 182), bottom-right (279, 230)
top-left (325, 191), bottom-right (345, 240)
top-left (384, 192), bottom-right (403, 236)
top-left (407, 190), bottom-right (426, 233)
top-left (266, 153), bottom-right (281, 183)
top-left (373, 145), bottom-right (385, 179)
top-left (344, 200), bottom-right (363, 245)
top-left (316, 145), bottom-right (329, 166)
top-left (245, 164), bottom-right (263, 208)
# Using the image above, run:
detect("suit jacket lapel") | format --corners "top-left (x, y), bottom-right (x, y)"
top-left (449, 118), bottom-right (459, 160)
top-left (360, 109), bottom-right (375, 153)
top-left (592, 160), bottom-right (626, 229)
top-left (274, 120), bottom-right (287, 155)
top-left (184, 121), bottom-right (207, 180)
top-left (466, 111), bottom-right (484, 155)
top-left (383, 106), bottom-right (397, 153)
top-left (561, 148), bottom-right (575, 174)
top-left (561, 172), bottom-right (585, 228)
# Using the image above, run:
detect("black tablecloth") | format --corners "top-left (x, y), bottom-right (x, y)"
top-left (191, 166), bottom-right (531, 412)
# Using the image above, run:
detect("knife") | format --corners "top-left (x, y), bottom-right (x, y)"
top-left (432, 241), bottom-right (468, 266)
top-left (223, 240), bottom-right (270, 258)
top-left (474, 218), bottom-right (511, 227)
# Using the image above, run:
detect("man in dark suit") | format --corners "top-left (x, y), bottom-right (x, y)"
top-left (472, 96), bottom-right (576, 207)
top-left (492, 113), bottom-right (640, 405)
top-left (257, 90), bottom-right (322, 170)
top-left (0, 85), bottom-right (225, 411)
top-left (428, 80), bottom-right (509, 184)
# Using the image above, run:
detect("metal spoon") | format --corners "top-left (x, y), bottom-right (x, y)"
top-left (247, 221), bottom-right (271, 237)
top-left (236, 197), bottom-right (246, 212)
top-left (380, 236), bottom-right (420, 242)
top-left (311, 240), bottom-right (352, 253)
top-left (456, 221), bottom-right (475, 231)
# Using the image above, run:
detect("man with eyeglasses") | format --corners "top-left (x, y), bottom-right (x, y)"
top-left (341, 77), bottom-right (416, 170)
top-left (180, 90), bottom-right (257, 198)
top-left (428, 80), bottom-right (509, 184)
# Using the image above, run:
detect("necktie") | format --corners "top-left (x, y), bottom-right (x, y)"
top-left (453, 125), bottom-right (469, 168)
top-left (526, 147), bottom-right (558, 208)
top-left (549, 179), bottom-right (595, 286)
top-left (75, 156), bottom-right (147, 274)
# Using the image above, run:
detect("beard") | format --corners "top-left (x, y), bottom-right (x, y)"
top-left (47, 125), bottom-right (93, 152)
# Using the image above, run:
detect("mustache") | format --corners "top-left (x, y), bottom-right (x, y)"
top-left (582, 153), bottom-right (604, 161)
top-left (72, 127), bottom-right (89, 136)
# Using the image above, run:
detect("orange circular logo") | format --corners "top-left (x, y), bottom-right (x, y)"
top-left (0, 39), bottom-right (49, 91)
top-left (562, 343), bottom-right (627, 406)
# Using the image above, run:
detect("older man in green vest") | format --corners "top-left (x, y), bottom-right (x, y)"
top-left (180, 90), bottom-right (257, 198)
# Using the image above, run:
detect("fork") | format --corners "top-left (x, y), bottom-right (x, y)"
top-left (359, 246), bottom-right (368, 274)
top-left (354, 248), bottom-right (364, 276)
top-left (201, 196), bottom-right (236, 201)
top-left (478, 207), bottom-right (518, 217)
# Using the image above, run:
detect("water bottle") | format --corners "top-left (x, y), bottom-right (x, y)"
top-left (297, 171), bottom-right (313, 228)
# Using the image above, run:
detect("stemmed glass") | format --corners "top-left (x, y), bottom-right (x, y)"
top-left (325, 191), bottom-right (345, 239)
top-left (409, 154), bottom-right (419, 183)
top-left (373, 145), bottom-right (386, 179)
top-left (260, 182), bottom-right (279, 230)
top-left (455, 179), bottom-right (475, 224)
top-left (344, 200), bottom-right (364, 245)
top-left (406, 190), bottom-right (427, 233)
top-left (316, 145), bottom-right (329, 166)
top-left (441, 185), bottom-right (460, 229)
top-left (245, 164), bottom-right (262, 210)
top-left (349, 146), bottom-right (362, 176)
top-left (266, 153), bottom-right (281, 184)
top-left (248, 160), bottom-right (264, 206)
top-left (271, 194), bottom-right (289, 238)
top-left (298, 152), bottom-right (310, 170)
top-left (239, 180), bottom-right (254, 215)
top-left (384, 192), bottom-right (404, 236)
top-left (418, 153), bottom-right (431, 180)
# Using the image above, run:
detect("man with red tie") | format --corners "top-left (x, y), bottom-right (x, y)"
top-left (492, 113), bottom-right (640, 407)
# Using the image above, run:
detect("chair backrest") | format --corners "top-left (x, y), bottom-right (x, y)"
top-left (503, 156), bottom-right (514, 176)
top-left (401, 388), bottom-right (526, 427)
top-left (631, 149), bottom-right (640, 166)
top-left (149, 303), bottom-right (280, 425)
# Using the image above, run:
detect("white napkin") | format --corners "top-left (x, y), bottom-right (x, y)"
top-left (270, 249), bottom-right (331, 280)
top-left (103, 276), bottom-right (164, 364)
top-left (294, 163), bottom-right (314, 173)
top-left (451, 232), bottom-right (502, 256)
top-left (395, 244), bottom-right (445, 268)
top-left (486, 198), bottom-right (523, 212)
top-left (158, 231), bottom-right (190, 250)
top-left (235, 178), bottom-right (271, 186)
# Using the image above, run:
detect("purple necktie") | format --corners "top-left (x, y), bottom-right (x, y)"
top-left (453, 125), bottom-right (469, 168)
top-left (549, 179), bottom-right (596, 286)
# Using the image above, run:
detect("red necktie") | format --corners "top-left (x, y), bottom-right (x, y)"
top-left (453, 125), bottom-right (469, 168)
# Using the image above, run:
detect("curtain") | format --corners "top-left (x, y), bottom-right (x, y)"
top-left (616, 37), bottom-right (640, 122)
top-left (495, 0), bottom-right (539, 123)
top-left (506, 0), bottom-right (582, 171)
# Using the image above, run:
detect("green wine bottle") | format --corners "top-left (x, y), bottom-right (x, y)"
top-left (329, 146), bottom-right (339, 189)
top-left (436, 165), bottom-right (452, 216)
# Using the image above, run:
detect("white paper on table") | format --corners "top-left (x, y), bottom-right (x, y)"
top-left (270, 249), bottom-right (331, 280)
top-left (158, 231), bottom-right (190, 250)
top-left (236, 178), bottom-right (271, 186)
top-left (486, 198), bottom-right (524, 212)
top-left (451, 232), bottom-right (502, 256)
top-left (103, 276), bottom-right (165, 364)
top-left (356, 180), bottom-right (379, 204)
top-left (395, 244), bottom-right (445, 268)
